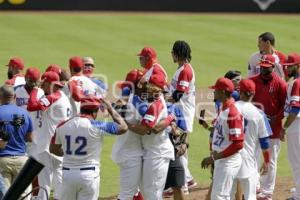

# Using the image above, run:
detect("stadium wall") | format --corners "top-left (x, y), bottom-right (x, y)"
top-left (0, 0), bottom-right (299, 13)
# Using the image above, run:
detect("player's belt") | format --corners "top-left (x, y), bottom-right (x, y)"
top-left (62, 167), bottom-right (95, 171)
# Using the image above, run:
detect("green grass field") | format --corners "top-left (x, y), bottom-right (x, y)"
top-left (0, 12), bottom-right (300, 197)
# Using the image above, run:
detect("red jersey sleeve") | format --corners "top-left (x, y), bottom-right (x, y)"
top-left (176, 65), bottom-right (193, 92)
top-left (227, 105), bottom-right (244, 141)
top-left (68, 79), bottom-right (84, 102)
top-left (27, 89), bottom-right (61, 112)
top-left (290, 79), bottom-right (300, 108)
top-left (141, 99), bottom-right (164, 128)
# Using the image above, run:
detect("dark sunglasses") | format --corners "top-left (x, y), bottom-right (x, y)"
top-left (84, 63), bottom-right (94, 67)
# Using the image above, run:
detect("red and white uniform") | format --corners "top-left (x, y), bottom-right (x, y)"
top-left (142, 63), bottom-right (168, 83)
top-left (169, 63), bottom-right (195, 133)
top-left (211, 99), bottom-right (244, 199)
top-left (67, 75), bottom-right (102, 116)
top-left (14, 86), bottom-right (44, 154)
top-left (250, 72), bottom-right (287, 195)
top-left (169, 63), bottom-right (196, 187)
top-left (285, 77), bottom-right (300, 199)
top-left (235, 101), bottom-right (271, 199)
top-left (111, 94), bottom-right (145, 199)
top-left (27, 89), bottom-right (72, 200)
top-left (140, 95), bottom-right (174, 200)
top-left (5, 74), bottom-right (25, 89)
top-left (248, 51), bottom-right (286, 78)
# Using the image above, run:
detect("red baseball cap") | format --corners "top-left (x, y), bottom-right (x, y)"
top-left (6, 57), bottom-right (24, 70)
top-left (41, 71), bottom-right (64, 87)
top-left (148, 74), bottom-right (166, 89)
top-left (239, 79), bottom-right (256, 94)
top-left (69, 56), bottom-right (83, 69)
top-left (80, 96), bottom-right (101, 110)
top-left (283, 53), bottom-right (300, 66)
top-left (258, 54), bottom-right (275, 68)
top-left (46, 64), bottom-right (62, 75)
top-left (25, 67), bottom-right (41, 81)
top-left (209, 77), bottom-right (234, 92)
top-left (137, 47), bottom-right (157, 59)
top-left (117, 69), bottom-right (144, 89)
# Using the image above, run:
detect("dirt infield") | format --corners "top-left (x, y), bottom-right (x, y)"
top-left (99, 176), bottom-right (294, 199)
top-left (177, 177), bottom-right (294, 200)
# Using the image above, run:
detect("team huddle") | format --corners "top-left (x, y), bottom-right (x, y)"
top-left (0, 32), bottom-right (299, 200)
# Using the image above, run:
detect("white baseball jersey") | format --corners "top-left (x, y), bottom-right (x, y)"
top-left (284, 78), bottom-right (300, 199)
top-left (67, 75), bottom-right (102, 116)
top-left (15, 86), bottom-right (45, 145)
top-left (235, 101), bottom-right (271, 178)
top-left (27, 90), bottom-right (72, 154)
top-left (169, 63), bottom-right (195, 133)
top-left (111, 94), bottom-right (147, 164)
top-left (5, 74), bottom-right (26, 89)
top-left (55, 116), bottom-right (120, 168)
top-left (248, 51), bottom-right (286, 78)
top-left (141, 95), bottom-right (174, 160)
top-left (143, 63), bottom-right (168, 82)
top-left (212, 99), bottom-right (244, 153)
top-left (284, 78), bottom-right (300, 118)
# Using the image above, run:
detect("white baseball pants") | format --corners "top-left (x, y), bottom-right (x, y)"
top-left (61, 167), bottom-right (100, 200)
top-left (260, 138), bottom-right (281, 195)
top-left (35, 152), bottom-right (62, 200)
top-left (118, 157), bottom-right (142, 200)
top-left (141, 157), bottom-right (170, 200)
top-left (287, 118), bottom-right (300, 200)
top-left (211, 153), bottom-right (242, 200)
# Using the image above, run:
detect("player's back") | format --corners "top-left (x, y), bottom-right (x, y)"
top-left (235, 101), bottom-right (270, 161)
top-left (56, 116), bottom-right (103, 168)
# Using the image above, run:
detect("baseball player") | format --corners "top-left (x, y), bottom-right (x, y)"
top-left (137, 47), bottom-right (168, 87)
top-left (201, 77), bottom-right (244, 200)
top-left (50, 96), bottom-right (128, 200)
top-left (281, 53), bottom-right (300, 200)
top-left (163, 91), bottom-right (188, 200)
top-left (233, 79), bottom-right (272, 200)
top-left (27, 71), bottom-right (72, 200)
top-left (250, 55), bottom-right (287, 199)
top-left (67, 56), bottom-right (103, 116)
top-left (127, 73), bottom-right (174, 200)
top-left (14, 67), bottom-right (44, 197)
top-left (248, 32), bottom-right (286, 79)
top-left (168, 40), bottom-right (196, 192)
top-left (5, 57), bottom-right (26, 89)
top-left (111, 69), bottom-right (146, 200)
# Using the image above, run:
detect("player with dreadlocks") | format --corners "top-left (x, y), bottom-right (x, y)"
top-left (165, 40), bottom-right (196, 196)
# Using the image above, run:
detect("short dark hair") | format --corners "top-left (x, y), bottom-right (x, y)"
top-left (172, 40), bottom-right (192, 62)
top-left (80, 107), bottom-right (99, 115)
top-left (72, 67), bottom-right (82, 73)
top-left (259, 32), bottom-right (275, 46)
top-left (224, 70), bottom-right (241, 80)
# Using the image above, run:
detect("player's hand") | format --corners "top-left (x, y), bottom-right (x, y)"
top-left (170, 122), bottom-right (181, 137)
top-left (201, 156), bottom-right (214, 169)
top-left (199, 118), bottom-right (209, 129)
top-left (176, 143), bottom-right (187, 157)
top-left (260, 162), bottom-right (269, 175)
top-left (280, 129), bottom-right (286, 142)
